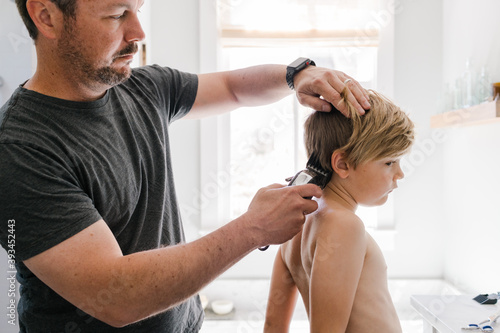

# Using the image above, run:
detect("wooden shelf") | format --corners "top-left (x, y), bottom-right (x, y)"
top-left (430, 100), bottom-right (500, 128)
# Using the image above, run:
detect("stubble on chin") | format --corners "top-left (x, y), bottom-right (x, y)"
top-left (59, 20), bottom-right (135, 89)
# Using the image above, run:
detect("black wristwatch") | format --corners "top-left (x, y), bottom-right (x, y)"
top-left (286, 57), bottom-right (316, 90)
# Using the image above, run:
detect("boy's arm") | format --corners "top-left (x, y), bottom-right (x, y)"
top-left (308, 212), bottom-right (367, 333)
top-left (264, 248), bottom-right (299, 333)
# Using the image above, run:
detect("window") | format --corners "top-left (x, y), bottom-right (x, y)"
top-left (199, 0), bottom-right (396, 239)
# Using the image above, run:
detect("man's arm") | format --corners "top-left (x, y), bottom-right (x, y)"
top-left (264, 248), bottom-right (299, 333)
top-left (24, 183), bottom-right (321, 328)
top-left (308, 211), bottom-right (367, 332)
top-left (187, 64), bottom-right (370, 119)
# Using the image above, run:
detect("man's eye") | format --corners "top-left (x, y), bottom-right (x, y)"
top-left (111, 13), bottom-right (125, 19)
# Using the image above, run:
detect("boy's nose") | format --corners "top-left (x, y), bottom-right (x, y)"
top-left (395, 164), bottom-right (404, 180)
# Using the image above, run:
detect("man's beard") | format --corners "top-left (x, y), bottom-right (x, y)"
top-left (59, 19), bottom-right (138, 88)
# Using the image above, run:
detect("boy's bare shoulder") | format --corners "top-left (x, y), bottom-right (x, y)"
top-left (303, 203), bottom-right (367, 256)
top-left (309, 203), bottom-right (365, 236)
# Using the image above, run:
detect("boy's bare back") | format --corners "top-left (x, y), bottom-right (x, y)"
top-left (279, 195), bottom-right (401, 332)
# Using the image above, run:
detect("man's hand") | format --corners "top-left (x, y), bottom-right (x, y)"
top-left (243, 183), bottom-right (322, 248)
top-left (293, 66), bottom-right (371, 117)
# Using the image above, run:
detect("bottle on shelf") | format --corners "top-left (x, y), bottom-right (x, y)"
top-left (476, 66), bottom-right (490, 103)
top-left (461, 58), bottom-right (474, 108)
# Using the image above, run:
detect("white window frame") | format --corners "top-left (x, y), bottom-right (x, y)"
top-left (198, 0), bottom-right (397, 241)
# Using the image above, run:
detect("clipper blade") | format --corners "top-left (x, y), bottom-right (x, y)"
top-left (304, 153), bottom-right (332, 189)
top-left (287, 153), bottom-right (332, 190)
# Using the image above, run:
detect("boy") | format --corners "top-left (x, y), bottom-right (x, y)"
top-left (264, 89), bottom-right (415, 332)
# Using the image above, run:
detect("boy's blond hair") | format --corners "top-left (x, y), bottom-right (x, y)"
top-left (304, 89), bottom-right (415, 172)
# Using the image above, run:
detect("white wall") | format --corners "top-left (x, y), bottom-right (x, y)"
top-left (386, 0), bottom-right (445, 278)
top-left (441, 0), bottom-right (500, 293)
top-left (0, 1), bottom-right (35, 103)
top-left (149, 0), bottom-right (203, 237)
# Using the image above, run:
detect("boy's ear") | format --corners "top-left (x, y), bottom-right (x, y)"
top-left (331, 150), bottom-right (350, 179)
top-left (26, 0), bottom-right (64, 40)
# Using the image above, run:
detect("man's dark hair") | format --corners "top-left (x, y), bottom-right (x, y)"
top-left (16, 0), bottom-right (78, 40)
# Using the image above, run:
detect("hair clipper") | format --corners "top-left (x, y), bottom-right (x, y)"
top-left (259, 153), bottom-right (331, 251)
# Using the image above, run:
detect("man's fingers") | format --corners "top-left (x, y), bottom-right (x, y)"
top-left (293, 183), bottom-right (322, 201)
top-left (326, 76), bottom-right (367, 116)
top-left (335, 85), bottom-right (364, 117)
top-left (298, 92), bottom-right (352, 118)
top-left (343, 77), bottom-right (370, 113)
top-left (294, 67), bottom-right (371, 117)
top-left (247, 183), bottom-right (322, 247)
top-left (265, 183), bottom-right (286, 190)
top-left (302, 200), bottom-right (319, 216)
top-left (299, 80), bottom-right (364, 117)
top-left (297, 94), bottom-right (335, 113)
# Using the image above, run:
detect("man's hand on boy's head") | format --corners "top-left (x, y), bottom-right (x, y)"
top-left (293, 66), bottom-right (371, 117)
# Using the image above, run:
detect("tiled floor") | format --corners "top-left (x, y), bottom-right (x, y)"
top-left (200, 320), bottom-right (423, 333)
top-left (198, 279), bottom-right (462, 333)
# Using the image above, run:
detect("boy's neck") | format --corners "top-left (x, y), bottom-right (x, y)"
top-left (323, 179), bottom-right (358, 212)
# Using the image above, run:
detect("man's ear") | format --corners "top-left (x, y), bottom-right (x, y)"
top-left (331, 150), bottom-right (350, 179)
top-left (26, 0), bottom-right (64, 40)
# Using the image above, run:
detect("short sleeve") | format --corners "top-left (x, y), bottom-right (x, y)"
top-left (0, 143), bottom-right (102, 261)
top-left (125, 65), bottom-right (199, 123)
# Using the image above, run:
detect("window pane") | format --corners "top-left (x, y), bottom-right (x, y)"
top-left (219, 0), bottom-right (384, 31)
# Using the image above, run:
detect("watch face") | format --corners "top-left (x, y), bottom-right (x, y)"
top-left (289, 57), bottom-right (310, 68)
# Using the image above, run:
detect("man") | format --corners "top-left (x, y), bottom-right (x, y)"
top-left (0, 0), bottom-right (370, 332)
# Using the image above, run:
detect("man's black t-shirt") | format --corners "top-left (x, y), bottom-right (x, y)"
top-left (0, 65), bottom-right (204, 332)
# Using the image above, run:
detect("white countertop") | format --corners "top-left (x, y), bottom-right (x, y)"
top-left (411, 295), bottom-right (500, 332)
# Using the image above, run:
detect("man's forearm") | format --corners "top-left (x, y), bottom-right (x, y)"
top-left (225, 64), bottom-right (290, 107)
top-left (188, 64), bottom-right (291, 119)
top-left (79, 215), bottom-right (258, 327)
